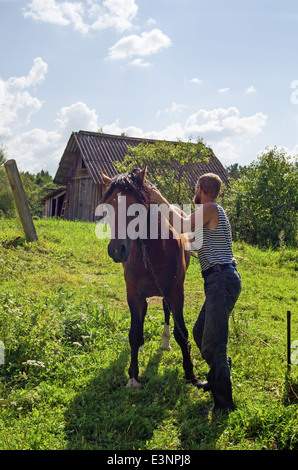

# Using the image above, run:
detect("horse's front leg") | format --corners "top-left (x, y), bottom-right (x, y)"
top-left (126, 294), bottom-right (147, 390)
top-left (161, 297), bottom-right (171, 351)
top-left (168, 290), bottom-right (198, 385)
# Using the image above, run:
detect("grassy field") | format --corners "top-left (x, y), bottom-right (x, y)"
top-left (0, 217), bottom-right (297, 450)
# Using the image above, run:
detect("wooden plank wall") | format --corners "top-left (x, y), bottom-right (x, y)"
top-left (65, 161), bottom-right (103, 221)
top-left (43, 199), bottom-right (51, 218)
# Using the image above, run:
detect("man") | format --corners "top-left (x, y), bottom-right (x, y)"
top-left (149, 173), bottom-right (241, 414)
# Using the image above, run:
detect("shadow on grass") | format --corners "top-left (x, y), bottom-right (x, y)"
top-left (64, 346), bottom-right (228, 450)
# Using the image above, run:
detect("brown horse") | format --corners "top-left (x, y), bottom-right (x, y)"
top-left (99, 167), bottom-right (198, 389)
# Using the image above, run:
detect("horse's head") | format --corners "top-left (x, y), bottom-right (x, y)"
top-left (99, 167), bottom-right (149, 262)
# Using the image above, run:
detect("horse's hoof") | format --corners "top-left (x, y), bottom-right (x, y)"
top-left (161, 342), bottom-right (171, 351)
top-left (126, 378), bottom-right (141, 390)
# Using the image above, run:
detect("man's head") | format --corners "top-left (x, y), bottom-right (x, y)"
top-left (194, 173), bottom-right (222, 204)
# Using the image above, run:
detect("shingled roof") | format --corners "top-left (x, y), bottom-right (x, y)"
top-left (54, 130), bottom-right (229, 188)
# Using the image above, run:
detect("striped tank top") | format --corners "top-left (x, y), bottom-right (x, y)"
top-left (194, 203), bottom-right (235, 272)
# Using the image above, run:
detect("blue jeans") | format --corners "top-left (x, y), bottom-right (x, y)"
top-left (193, 267), bottom-right (241, 408)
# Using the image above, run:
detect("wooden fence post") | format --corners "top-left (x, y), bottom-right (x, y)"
top-left (287, 310), bottom-right (291, 373)
top-left (4, 159), bottom-right (38, 242)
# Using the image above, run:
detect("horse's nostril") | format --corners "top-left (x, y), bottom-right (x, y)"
top-left (108, 242), bottom-right (128, 262)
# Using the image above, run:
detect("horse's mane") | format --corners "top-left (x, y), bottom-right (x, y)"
top-left (100, 169), bottom-right (174, 239)
top-left (100, 168), bottom-right (155, 206)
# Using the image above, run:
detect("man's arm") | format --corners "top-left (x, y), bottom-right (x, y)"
top-left (149, 188), bottom-right (213, 233)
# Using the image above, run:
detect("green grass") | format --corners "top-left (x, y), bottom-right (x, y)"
top-left (0, 217), bottom-right (297, 450)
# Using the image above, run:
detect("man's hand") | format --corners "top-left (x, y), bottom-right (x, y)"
top-left (148, 187), bottom-right (167, 205)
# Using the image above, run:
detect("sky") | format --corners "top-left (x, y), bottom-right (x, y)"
top-left (0, 0), bottom-right (298, 176)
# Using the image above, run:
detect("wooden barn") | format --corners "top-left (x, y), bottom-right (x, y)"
top-left (42, 131), bottom-right (229, 222)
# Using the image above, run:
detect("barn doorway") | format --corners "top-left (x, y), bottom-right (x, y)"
top-left (50, 191), bottom-right (66, 217)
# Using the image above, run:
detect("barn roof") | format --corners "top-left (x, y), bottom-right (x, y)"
top-left (54, 130), bottom-right (229, 188)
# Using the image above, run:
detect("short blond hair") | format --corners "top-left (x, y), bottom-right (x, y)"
top-left (196, 173), bottom-right (222, 198)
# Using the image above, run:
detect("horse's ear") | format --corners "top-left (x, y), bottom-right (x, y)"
top-left (138, 166), bottom-right (147, 183)
top-left (101, 172), bottom-right (112, 186)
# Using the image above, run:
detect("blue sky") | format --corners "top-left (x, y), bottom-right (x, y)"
top-left (0, 0), bottom-right (298, 175)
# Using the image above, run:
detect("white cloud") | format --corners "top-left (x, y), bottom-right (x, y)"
top-left (102, 120), bottom-right (144, 138)
top-left (1, 57), bottom-right (267, 172)
top-left (246, 85), bottom-right (257, 93)
top-left (23, 0), bottom-right (138, 34)
top-left (23, 0), bottom-right (73, 27)
top-left (156, 102), bottom-right (187, 118)
top-left (8, 128), bottom-right (62, 174)
top-left (23, 2), bottom-right (170, 65)
top-left (190, 78), bottom-right (202, 84)
top-left (102, 107), bottom-right (267, 164)
top-left (55, 101), bottom-right (99, 136)
top-left (108, 29), bottom-right (172, 60)
top-left (145, 123), bottom-right (185, 142)
top-left (102, 120), bottom-right (185, 142)
top-left (10, 103), bottom-right (267, 174)
top-left (211, 140), bottom-right (240, 162)
top-left (128, 58), bottom-right (152, 68)
top-left (6, 101), bottom-right (99, 174)
top-left (0, 57), bottom-right (48, 137)
top-left (105, 108), bottom-right (267, 144)
top-left (217, 88), bottom-right (230, 94)
top-left (289, 144), bottom-right (298, 157)
top-left (184, 107), bottom-right (267, 140)
top-left (146, 18), bottom-right (157, 26)
top-left (0, 59), bottom-right (100, 173)
top-left (62, 2), bottom-right (89, 34)
top-left (183, 107), bottom-right (267, 163)
top-left (90, 0), bottom-right (138, 33)
top-left (4, 104), bottom-right (268, 174)
top-left (9, 57), bottom-right (48, 89)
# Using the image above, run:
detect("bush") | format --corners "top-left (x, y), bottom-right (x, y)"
top-left (0, 162), bottom-right (16, 218)
top-left (0, 188), bottom-right (16, 218)
top-left (221, 147), bottom-right (298, 248)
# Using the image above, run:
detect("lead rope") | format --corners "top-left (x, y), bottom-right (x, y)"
top-left (140, 239), bottom-right (191, 353)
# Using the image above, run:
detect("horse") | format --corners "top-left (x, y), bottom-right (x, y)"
top-left (99, 167), bottom-right (198, 389)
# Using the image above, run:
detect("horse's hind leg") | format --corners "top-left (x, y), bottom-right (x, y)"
top-left (126, 295), bottom-right (147, 390)
top-left (168, 291), bottom-right (198, 385)
top-left (162, 297), bottom-right (171, 351)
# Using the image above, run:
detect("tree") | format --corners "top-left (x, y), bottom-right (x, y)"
top-left (225, 163), bottom-right (246, 180)
top-left (0, 144), bottom-right (16, 218)
top-left (222, 147), bottom-right (298, 248)
top-left (24, 170), bottom-right (53, 187)
top-left (0, 144), bottom-right (7, 166)
top-left (115, 138), bottom-right (210, 205)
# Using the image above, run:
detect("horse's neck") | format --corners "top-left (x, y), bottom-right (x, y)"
top-left (146, 205), bottom-right (172, 236)
top-left (131, 208), bottom-right (169, 249)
